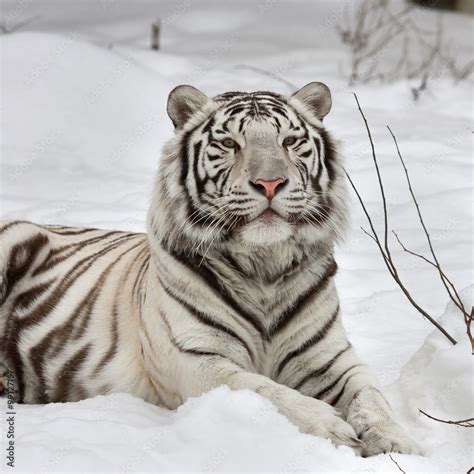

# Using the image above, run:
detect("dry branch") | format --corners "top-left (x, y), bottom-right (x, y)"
top-left (419, 409), bottom-right (474, 428)
top-left (345, 94), bottom-right (459, 346)
top-left (389, 454), bottom-right (406, 474)
top-left (387, 126), bottom-right (473, 352)
top-left (337, 0), bottom-right (473, 88)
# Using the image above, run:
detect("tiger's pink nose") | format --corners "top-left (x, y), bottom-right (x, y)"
top-left (253, 178), bottom-right (287, 199)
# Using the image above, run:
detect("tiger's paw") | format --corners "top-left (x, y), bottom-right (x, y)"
top-left (360, 422), bottom-right (422, 457)
top-left (290, 397), bottom-right (363, 453)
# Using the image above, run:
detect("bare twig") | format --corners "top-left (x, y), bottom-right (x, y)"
top-left (389, 454), bottom-right (406, 474)
top-left (387, 126), bottom-right (472, 353)
top-left (345, 94), bottom-right (458, 346)
top-left (353, 94), bottom-right (391, 261)
top-left (419, 409), bottom-right (474, 428)
top-left (338, 1), bottom-right (473, 87)
top-left (392, 230), bottom-right (462, 309)
top-left (392, 230), bottom-right (436, 267)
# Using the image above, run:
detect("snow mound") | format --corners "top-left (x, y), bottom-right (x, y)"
top-left (389, 286), bottom-right (473, 469)
top-left (2, 386), bottom-right (448, 473)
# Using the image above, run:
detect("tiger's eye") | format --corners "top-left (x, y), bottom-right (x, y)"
top-left (283, 136), bottom-right (297, 147)
top-left (222, 138), bottom-right (236, 149)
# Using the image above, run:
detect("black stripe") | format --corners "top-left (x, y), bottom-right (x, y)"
top-left (0, 220), bottom-right (30, 236)
top-left (269, 259), bottom-right (338, 337)
top-left (156, 309), bottom-right (237, 363)
top-left (219, 168), bottom-right (232, 190)
top-left (208, 167), bottom-right (226, 186)
top-left (276, 305), bottom-right (340, 377)
top-left (159, 275), bottom-right (255, 363)
top-left (271, 106), bottom-right (288, 118)
top-left (46, 228), bottom-right (98, 236)
top-left (193, 140), bottom-right (205, 195)
top-left (202, 116), bottom-right (214, 133)
top-left (52, 343), bottom-right (91, 402)
top-left (319, 127), bottom-right (337, 185)
top-left (294, 344), bottom-right (350, 390)
top-left (299, 161), bottom-right (309, 186)
top-left (313, 364), bottom-right (362, 401)
top-left (179, 130), bottom-right (191, 187)
top-left (330, 373), bottom-right (357, 407)
top-left (164, 245), bottom-right (268, 339)
top-left (13, 279), bottom-right (55, 311)
top-left (93, 246), bottom-right (147, 377)
top-left (311, 148), bottom-right (323, 194)
top-left (287, 106), bottom-right (338, 187)
top-left (227, 105), bottom-right (245, 116)
top-left (131, 247), bottom-right (150, 299)
top-left (313, 137), bottom-right (321, 158)
top-left (8, 233), bottom-right (141, 401)
top-left (33, 231), bottom-right (123, 276)
top-left (273, 116), bottom-right (281, 131)
top-left (180, 122), bottom-right (219, 229)
top-left (4, 233), bottom-right (49, 302)
top-left (28, 238), bottom-right (145, 401)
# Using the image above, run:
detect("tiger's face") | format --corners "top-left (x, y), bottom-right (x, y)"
top-left (158, 82), bottom-right (347, 249)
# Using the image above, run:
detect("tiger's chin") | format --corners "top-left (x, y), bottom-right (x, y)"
top-left (237, 213), bottom-right (293, 246)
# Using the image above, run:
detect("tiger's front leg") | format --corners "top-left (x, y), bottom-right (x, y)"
top-left (273, 309), bottom-right (421, 456)
top-left (174, 354), bottom-right (363, 451)
top-left (342, 385), bottom-right (421, 457)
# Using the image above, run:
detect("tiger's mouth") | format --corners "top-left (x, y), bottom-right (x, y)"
top-left (258, 208), bottom-right (279, 221)
top-left (234, 206), bottom-right (293, 244)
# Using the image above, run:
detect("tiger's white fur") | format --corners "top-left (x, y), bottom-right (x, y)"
top-left (0, 82), bottom-right (420, 456)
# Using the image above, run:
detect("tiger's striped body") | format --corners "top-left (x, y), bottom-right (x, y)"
top-left (0, 223), bottom-right (158, 404)
top-left (0, 83), bottom-right (420, 456)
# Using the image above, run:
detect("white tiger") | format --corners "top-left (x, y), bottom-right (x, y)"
top-left (0, 82), bottom-right (420, 456)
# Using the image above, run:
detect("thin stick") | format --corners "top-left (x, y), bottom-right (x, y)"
top-left (419, 409), bottom-right (474, 428)
top-left (353, 93), bottom-right (392, 262)
top-left (389, 455), bottom-right (406, 474)
top-left (388, 125), bottom-right (472, 353)
top-left (345, 170), bottom-right (457, 346)
top-left (392, 229), bottom-right (466, 312)
top-left (345, 95), bottom-right (457, 346)
top-left (393, 230), bottom-right (444, 269)
top-left (387, 125), bottom-right (467, 316)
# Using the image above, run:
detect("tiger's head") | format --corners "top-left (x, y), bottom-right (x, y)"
top-left (150, 82), bottom-right (348, 254)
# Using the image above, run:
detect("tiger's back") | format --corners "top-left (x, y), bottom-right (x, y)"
top-left (0, 220), bottom-right (157, 404)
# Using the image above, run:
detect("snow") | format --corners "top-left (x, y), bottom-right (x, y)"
top-left (1, 0), bottom-right (472, 471)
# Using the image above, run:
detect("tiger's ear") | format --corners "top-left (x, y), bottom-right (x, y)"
top-left (167, 85), bottom-right (209, 129)
top-left (292, 82), bottom-right (332, 121)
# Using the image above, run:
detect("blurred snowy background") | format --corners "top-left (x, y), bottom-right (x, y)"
top-left (0, 0), bottom-right (472, 472)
